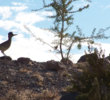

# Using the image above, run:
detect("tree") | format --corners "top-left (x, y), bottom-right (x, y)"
top-left (33, 0), bottom-right (110, 63)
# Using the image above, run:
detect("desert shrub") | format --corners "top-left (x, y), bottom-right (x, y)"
top-left (69, 50), bottom-right (110, 100)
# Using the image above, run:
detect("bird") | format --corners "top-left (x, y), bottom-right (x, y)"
top-left (0, 32), bottom-right (17, 56)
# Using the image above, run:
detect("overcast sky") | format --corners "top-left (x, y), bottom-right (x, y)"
top-left (0, 0), bottom-right (110, 63)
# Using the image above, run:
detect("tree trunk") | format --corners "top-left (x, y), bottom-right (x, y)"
top-left (66, 40), bottom-right (74, 60)
top-left (60, 37), bottom-right (64, 60)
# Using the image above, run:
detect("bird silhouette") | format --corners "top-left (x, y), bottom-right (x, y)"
top-left (0, 32), bottom-right (17, 56)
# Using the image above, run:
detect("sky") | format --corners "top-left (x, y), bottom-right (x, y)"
top-left (0, 0), bottom-right (110, 63)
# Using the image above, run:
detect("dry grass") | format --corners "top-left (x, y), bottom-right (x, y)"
top-left (0, 89), bottom-right (61, 100)
top-left (45, 72), bottom-right (53, 77)
top-left (1, 80), bottom-right (8, 85)
top-left (32, 72), bottom-right (44, 82)
top-left (58, 70), bottom-right (70, 78)
top-left (19, 68), bottom-right (32, 74)
top-left (34, 89), bottom-right (61, 100)
top-left (32, 72), bottom-right (44, 86)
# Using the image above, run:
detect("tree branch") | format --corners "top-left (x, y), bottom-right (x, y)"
top-left (68, 4), bottom-right (89, 13)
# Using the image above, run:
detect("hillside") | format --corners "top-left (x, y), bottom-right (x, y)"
top-left (0, 55), bottom-right (110, 100)
top-left (0, 56), bottom-right (78, 100)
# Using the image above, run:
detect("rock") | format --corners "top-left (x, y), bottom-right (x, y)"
top-left (0, 56), bottom-right (12, 61)
top-left (77, 53), bottom-right (98, 63)
top-left (0, 57), bottom-right (76, 99)
top-left (46, 60), bottom-right (65, 71)
top-left (105, 56), bottom-right (110, 61)
top-left (17, 57), bottom-right (31, 64)
top-left (103, 57), bottom-right (110, 67)
top-left (61, 58), bottom-right (73, 66)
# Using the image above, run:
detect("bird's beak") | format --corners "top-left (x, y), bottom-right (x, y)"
top-left (13, 34), bottom-right (17, 36)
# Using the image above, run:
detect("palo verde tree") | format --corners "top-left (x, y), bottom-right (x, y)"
top-left (33, 0), bottom-right (110, 63)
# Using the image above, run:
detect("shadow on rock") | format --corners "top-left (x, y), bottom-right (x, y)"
top-left (60, 92), bottom-right (78, 100)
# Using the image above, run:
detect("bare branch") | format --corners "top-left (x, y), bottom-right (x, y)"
top-left (24, 25), bottom-right (54, 48)
top-left (32, 0), bottom-right (52, 11)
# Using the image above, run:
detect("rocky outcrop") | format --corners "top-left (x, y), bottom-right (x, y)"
top-left (46, 60), bottom-right (65, 71)
top-left (17, 57), bottom-right (31, 64)
top-left (77, 53), bottom-right (98, 63)
top-left (61, 58), bottom-right (73, 66)
top-left (1, 55), bottom-right (109, 100)
top-left (0, 56), bottom-right (12, 61)
top-left (0, 56), bottom-right (75, 99)
top-left (106, 55), bottom-right (110, 60)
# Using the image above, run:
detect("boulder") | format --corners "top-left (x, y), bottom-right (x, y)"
top-left (77, 53), bottom-right (98, 63)
top-left (17, 57), bottom-right (31, 64)
top-left (0, 56), bottom-right (12, 61)
top-left (61, 58), bottom-right (73, 66)
top-left (105, 56), bottom-right (110, 61)
top-left (46, 60), bottom-right (65, 71)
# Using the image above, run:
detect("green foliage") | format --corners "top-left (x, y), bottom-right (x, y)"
top-left (69, 49), bottom-right (110, 100)
top-left (77, 43), bottom-right (81, 49)
top-left (33, 0), bottom-right (110, 63)
top-left (50, 0), bottom-right (110, 61)
top-left (38, 0), bottom-right (90, 61)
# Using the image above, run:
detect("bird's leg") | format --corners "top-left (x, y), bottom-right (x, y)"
top-left (1, 51), bottom-right (6, 56)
